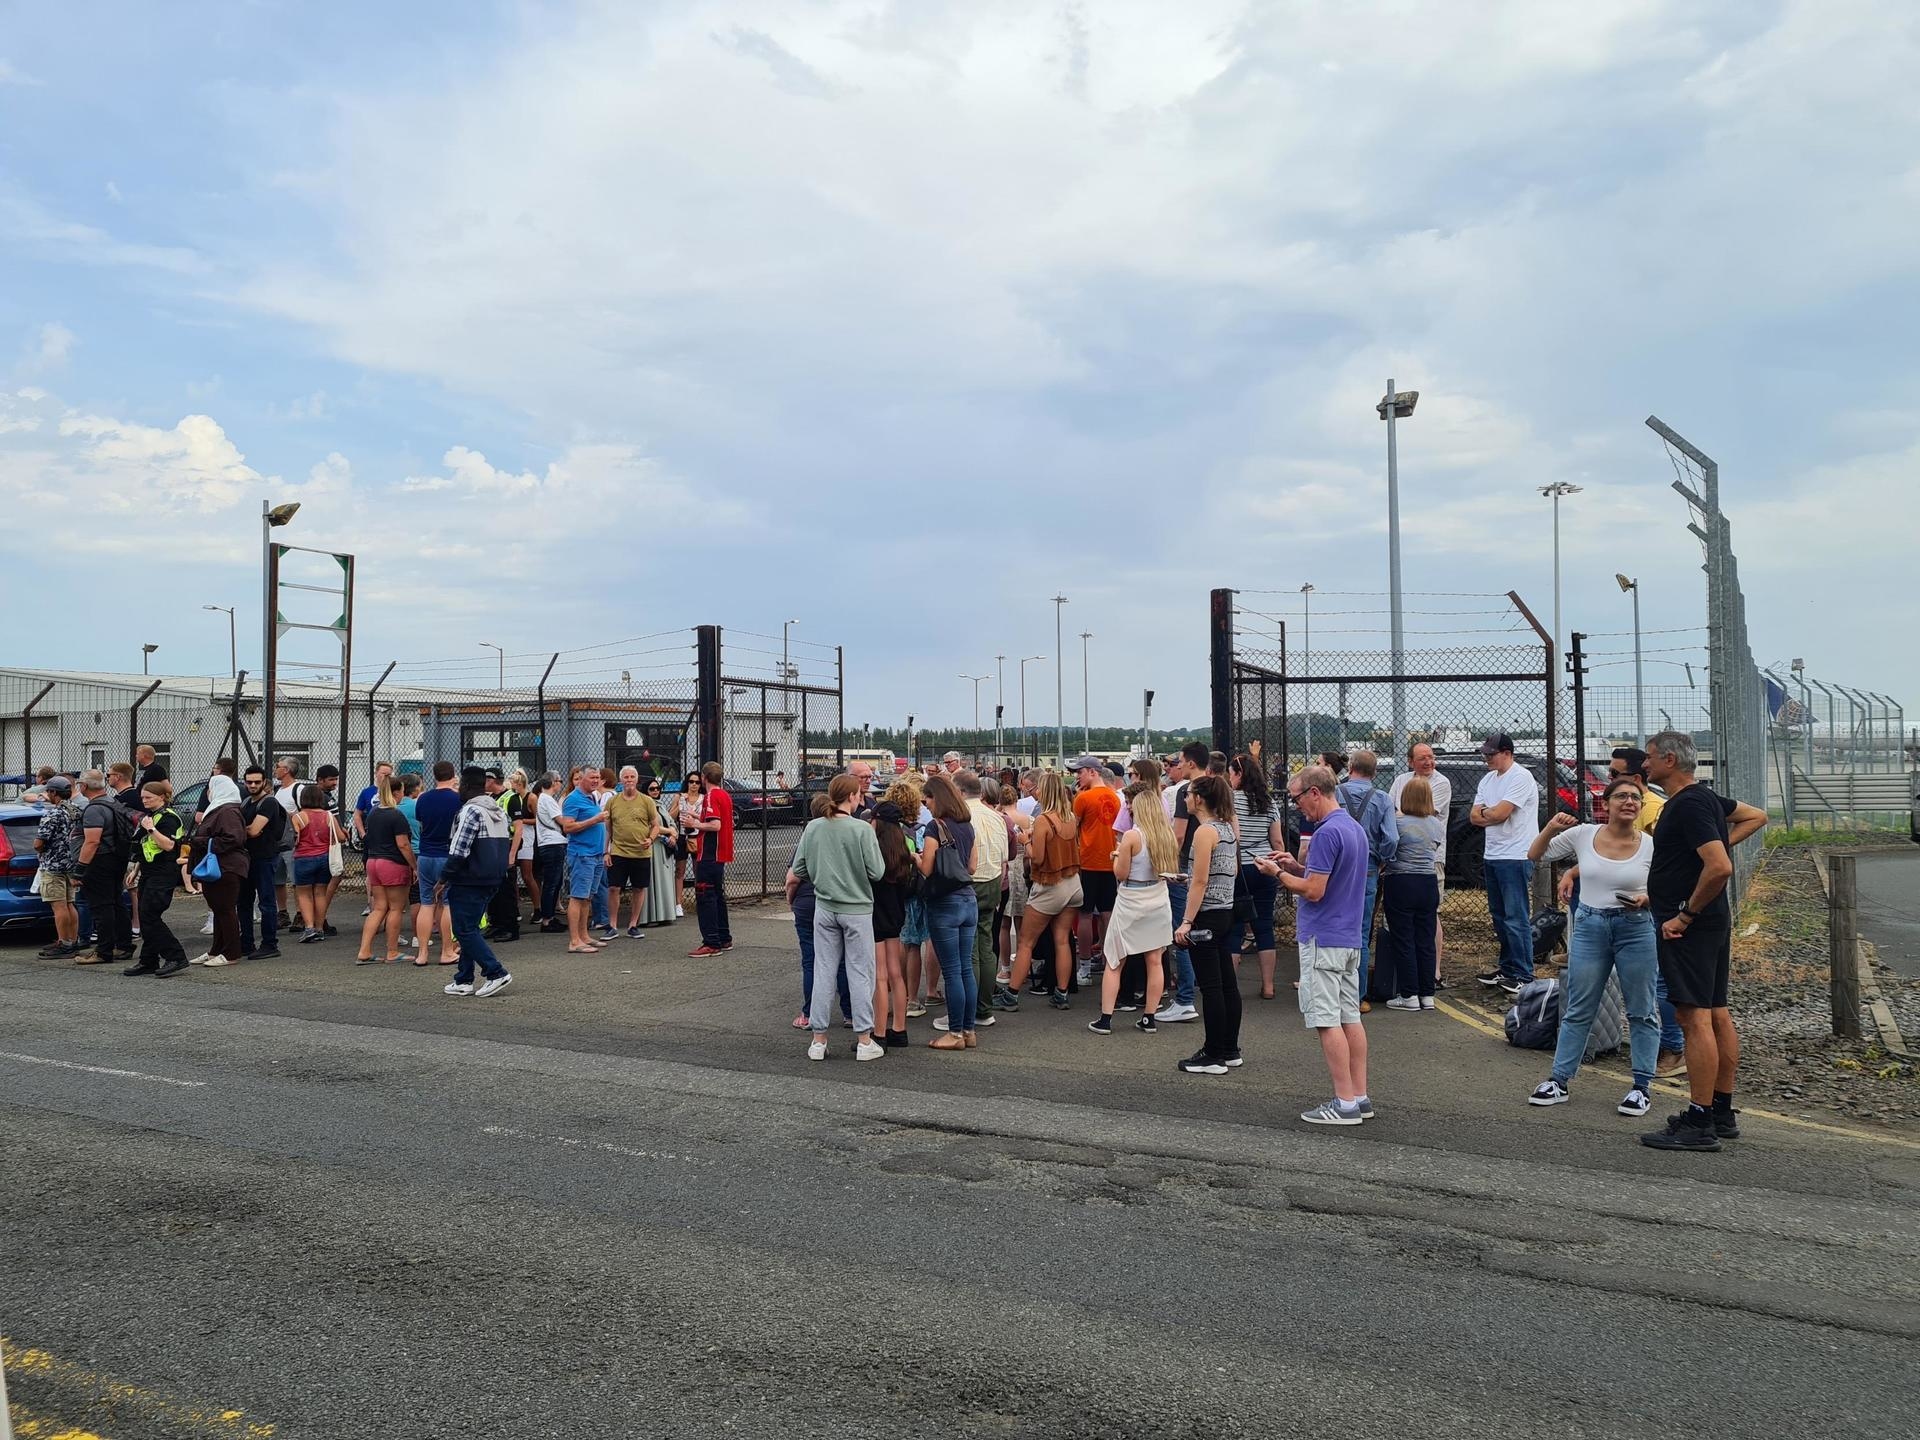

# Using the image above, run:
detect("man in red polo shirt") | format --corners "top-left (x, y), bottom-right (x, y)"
top-left (689, 760), bottom-right (734, 956)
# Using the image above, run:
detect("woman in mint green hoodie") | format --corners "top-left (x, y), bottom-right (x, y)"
top-left (791, 774), bottom-right (886, 1062)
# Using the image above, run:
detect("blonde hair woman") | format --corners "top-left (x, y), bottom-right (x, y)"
top-left (1089, 779), bottom-right (1177, 1035)
top-left (1001, 769), bottom-right (1080, 1007)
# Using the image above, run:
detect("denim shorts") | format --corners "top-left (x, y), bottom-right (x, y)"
top-left (567, 852), bottom-right (603, 901)
top-left (292, 854), bottom-right (331, 887)
top-left (416, 855), bottom-right (448, 904)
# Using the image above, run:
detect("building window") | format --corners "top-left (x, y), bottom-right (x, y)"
top-left (87, 745), bottom-right (107, 771)
top-left (750, 743), bottom-right (777, 773)
top-left (272, 742), bottom-right (313, 779)
top-left (604, 722), bottom-right (685, 784)
top-left (462, 725), bottom-right (545, 776)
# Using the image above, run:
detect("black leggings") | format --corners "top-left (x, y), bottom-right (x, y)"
top-left (1189, 906), bottom-right (1241, 1059)
top-left (137, 879), bottom-right (187, 967)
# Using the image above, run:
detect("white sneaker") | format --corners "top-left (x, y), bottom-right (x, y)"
top-left (444, 982), bottom-right (475, 996)
top-left (1074, 963), bottom-right (1093, 986)
top-left (1419, 995), bottom-right (1436, 1010)
top-left (200, 916), bottom-right (215, 935)
top-left (189, 952), bottom-right (214, 965)
top-left (932, 1016), bottom-right (950, 1032)
top-left (675, 904), bottom-right (685, 918)
top-left (1154, 1001), bottom-right (1199, 1024)
top-left (1617, 1088), bottom-right (1652, 1117)
top-left (361, 906), bottom-right (372, 917)
top-left (474, 974), bottom-right (512, 999)
top-left (807, 1038), bottom-right (827, 1061)
top-left (1528, 1079), bottom-right (1571, 1106)
top-left (1385, 995), bottom-right (1421, 1011)
top-left (202, 956), bottom-right (231, 968)
top-left (855, 1039), bottom-right (886, 1061)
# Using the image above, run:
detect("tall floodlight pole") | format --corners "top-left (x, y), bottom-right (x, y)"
top-left (480, 642), bottom-right (504, 689)
top-left (1078, 631), bottom-right (1092, 751)
top-left (1539, 482), bottom-right (1582, 681)
top-left (782, 619), bottom-right (800, 685)
top-left (1377, 383), bottom-right (1419, 763)
top-left (260, 499), bottom-right (301, 770)
top-left (959, 673), bottom-right (989, 730)
top-left (1300, 582), bottom-right (1314, 756)
top-left (203, 604), bottom-right (236, 676)
top-left (994, 653), bottom-right (1006, 760)
top-left (1615, 574), bottom-right (1644, 742)
top-left (1051, 594), bottom-right (1068, 764)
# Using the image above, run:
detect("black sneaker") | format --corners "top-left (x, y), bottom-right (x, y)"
top-left (1178, 1049), bottom-right (1228, 1076)
top-left (1476, 970), bottom-right (1506, 987)
top-left (37, 941), bottom-right (70, 957)
top-left (121, 962), bottom-right (158, 977)
top-left (1713, 1107), bottom-right (1741, 1140)
top-left (991, 986), bottom-right (1021, 1012)
top-left (253, 945), bottom-right (282, 959)
top-left (1087, 1015), bottom-right (1113, 1035)
top-left (1498, 976), bottom-right (1524, 996)
top-left (322, 922), bottom-right (338, 936)
top-left (1640, 1108), bottom-right (1722, 1152)
top-left (1048, 991), bottom-right (1071, 1010)
top-left (1117, 994), bottom-right (1144, 1012)
top-left (1026, 982), bottom-right (1053, 997)
top-left (1134, 1015), bottom-right (1158, 1035)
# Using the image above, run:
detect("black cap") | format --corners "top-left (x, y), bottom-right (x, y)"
top-left (483, 767), bottom-right (505, 782)
top-left (1480, 731), bottom-right (1516, 756)
top-left (460, 764), bottom-right (488, 787)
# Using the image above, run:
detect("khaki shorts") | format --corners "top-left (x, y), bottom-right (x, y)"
top-left (1299, 940), bottom-right (1362, 1028)
top-left (1027, 876), bottom-right (1083, 917)
top-left (38, 869), bottom-right (77, 903)
top-left (1435, 861), bottom-right (1447, 897)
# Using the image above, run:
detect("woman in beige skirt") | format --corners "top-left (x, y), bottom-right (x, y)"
top-left (1088, 780), bottom-right (1176, 1035)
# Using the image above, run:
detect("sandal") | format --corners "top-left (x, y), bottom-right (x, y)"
top-left (354, 955), bottom-right (377, 966)
top-left (437, 955), bottom-right (458, 966)
top-left (566, 945), bottom-right (599, 954)
top-left (928, 1033), bottom-right (967, 1050)
top-left (412, 957), bottom-right (430, 967)
top-left (383, 955), bottom-right (404, 964)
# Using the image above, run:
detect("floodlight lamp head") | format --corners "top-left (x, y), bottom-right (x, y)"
top-left (142, 643), bottom-right (160, 654)
top-left (1614, 573), bottom-right (1635, 593)
top-left (266, 502), bottom-right (301, 527)
top-left (1376, 389), bottom-right (1418, 420)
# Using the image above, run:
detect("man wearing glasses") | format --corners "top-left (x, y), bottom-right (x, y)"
top-left (237, 763), bottom-right (287, 959)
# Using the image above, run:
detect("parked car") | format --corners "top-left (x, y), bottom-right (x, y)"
top-left (724, 778), bottom-right (803, 826)
top-left (0, 802), bottom-right (52, 933)
top-left (1432, 752), bottom-right (1587, 890)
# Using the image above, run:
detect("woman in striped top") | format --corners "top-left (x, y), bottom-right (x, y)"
top-left (1227, 753), bottom-right (1284, 999)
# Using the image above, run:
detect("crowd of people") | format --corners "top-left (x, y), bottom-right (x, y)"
top-left (23, 726), bottom-right (1764, 1148)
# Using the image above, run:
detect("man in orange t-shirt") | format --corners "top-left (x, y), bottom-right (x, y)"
top-left (1071, 758), bottom-right (1121, 977)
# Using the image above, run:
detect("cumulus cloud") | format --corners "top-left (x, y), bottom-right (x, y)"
top-left (26, 321), bottom-right (76, 371)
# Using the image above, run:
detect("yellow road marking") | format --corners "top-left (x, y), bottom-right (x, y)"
top-left (1430, 999), bottom-right (1920, 1152)
top-left (2, 1340), bottom-right (275, 1438)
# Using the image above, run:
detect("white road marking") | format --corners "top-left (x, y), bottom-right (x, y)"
top-left (480, 1123), bottom-right (696, 1164)
top-left (0, 1049), bottom-right (207, 1088)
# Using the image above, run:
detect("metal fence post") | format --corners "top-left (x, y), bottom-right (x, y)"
top-left (127, 678), bottom-right (162, 771)
top-left (535, 653), bottom-right (558, 779)
top-left (695, 626), bottom-right (722, 766)
top-left (20, 680), bottom-right (54, 777)
top-left (1830, 852), bottom-right (1861, 1039)
top-left (1209, 588), bottom-right (1235, 756)
top-left (1568, 632), bottom-right (1588, 820)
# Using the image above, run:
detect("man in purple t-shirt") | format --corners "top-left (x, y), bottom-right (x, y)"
top-left (1260, 764), bottom-right (1372, 1127)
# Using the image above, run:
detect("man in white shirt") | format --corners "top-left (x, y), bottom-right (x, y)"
top-left (1469, 732), bottom-right (1540, 993)
top-left (1390, 741), bottom-right (1453, 977)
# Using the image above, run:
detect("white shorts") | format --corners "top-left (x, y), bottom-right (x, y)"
top-left (1026, 876), bottom-right (1083, 917)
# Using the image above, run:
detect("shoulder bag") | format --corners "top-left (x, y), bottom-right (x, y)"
top-left (922, 820), bottom-right (973, 899)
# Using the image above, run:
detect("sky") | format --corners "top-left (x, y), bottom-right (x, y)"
top-left (3, 0), bottom-right (1917, 734)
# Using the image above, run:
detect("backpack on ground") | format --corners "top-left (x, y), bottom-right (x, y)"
top-left (1504, 978), bottom-right (1561, 1050)
top-left (1532, 908), bottom-right (1568, 962)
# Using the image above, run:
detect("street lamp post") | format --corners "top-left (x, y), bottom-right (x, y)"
top-left (260, 499), bottom-right (301, 769)
top-left (959, 673), bottom-right (989, 730)
top-left (480, 642), bottom-right (504, 689)
top-left (1539, 482), bottom-right (1582, 678)
top-left (1377, 382), bottom-right (1419, 763)
top-left (1051, 595), bottom-right (1068, 765)
top-left (1615, 573), bottom-right (1644, 742)
top-left (141, 642), bottom-right (159, 675)
top-left (202, 604), bottom-right (236, 677)
top-left (1078, 631), bottom-right (1092, 752)
top-left (994, 654), bottom-right (1006, 762)
top-left (1299, 582), bottom-right (1314, 757)
top-left (782, 619), bottom-right (800, 686)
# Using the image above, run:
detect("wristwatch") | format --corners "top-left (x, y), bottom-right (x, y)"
top-left (1677, 905), bottom-right (1695, 920)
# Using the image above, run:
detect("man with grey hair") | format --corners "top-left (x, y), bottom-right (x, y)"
top-left (1639, 730), bottom-right (1767, 1151)
top-left (75, 770), bottom-right (135, 965)
top-left (33, 774), bottom-right (85, 956)
top-left (940, 751), bottom-right (965, 778)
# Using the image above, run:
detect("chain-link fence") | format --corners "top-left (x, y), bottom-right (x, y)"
top-left (2, 623), bottom-right (846, 907)
top-left (1209, 586), bottom-right (1560, 890)
top-left (1759, 668), bottom-right (1911, 831)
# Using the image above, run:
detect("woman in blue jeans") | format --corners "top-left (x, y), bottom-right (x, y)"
top-left (916, 774), bottom-right (978, 1052)
top-left (1524, 778), bottom-right (1659, 1116)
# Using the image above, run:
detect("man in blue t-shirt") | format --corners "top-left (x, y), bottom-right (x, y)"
top-left (556, 765), bottom-right (610, 951)
top-left (1263, 764), bottom-right (1372, 1128)
top-left (412, 761), bottom-right (464, 961)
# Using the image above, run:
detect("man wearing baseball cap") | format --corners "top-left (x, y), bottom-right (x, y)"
top-left (1469, 731), bottom-right (1539, 993)
top-left (34, 775), bottom-right (85, 957)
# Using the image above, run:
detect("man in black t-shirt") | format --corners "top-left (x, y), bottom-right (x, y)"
top-left (76, 770), bottom-right (135, 963)
top-left (1639, 730), bottom-right (1767, 1152)
top-left (237, 764), bottom-right (286, 958)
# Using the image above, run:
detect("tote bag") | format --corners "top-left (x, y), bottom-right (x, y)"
top-left (923, 821), bottom-right (973, 899)
top-left (191, 849), bottom-right (222, 882)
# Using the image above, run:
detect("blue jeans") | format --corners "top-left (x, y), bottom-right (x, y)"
top-left (926, 887), bottom-right (979, 1034)
top-left (1357, 867), bottom-right (1380, 998)
top-left (1484, 859), bottom-right (1534, 981)
top-left (1225, 865), bottom-right (1278, 956)
top-left (237, 856), bottom-right (278, 953)
top-left (447, 883), bottom-right (508, 985)
top-left (1552, 904), bottom-right (1659, 1089)
top-left (1656, 971), bottom-right (1685, 1053)
top-left (695, 858), bottom-right (730, 947)
top-left (1166, 877), bottom-right (1195, 1006)
top-left (793, 892), bottom-right (850, 1018)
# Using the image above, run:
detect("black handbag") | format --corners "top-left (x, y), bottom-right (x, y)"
top-left (923, 820), bottom-right (973, 899)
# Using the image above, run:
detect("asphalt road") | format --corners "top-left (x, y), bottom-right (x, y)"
top-left (4, 906), bottom-right (1918, 1439)
top-left (1856, 848), bottom-right (1920, 979)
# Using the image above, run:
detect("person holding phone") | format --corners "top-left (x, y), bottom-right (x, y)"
top-left (1524, 777), bottom-right (1661, 1116)
top-left (1172, 775), bottom-right (1240, 1076)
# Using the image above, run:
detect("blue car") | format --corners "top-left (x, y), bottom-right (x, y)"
top-left (0, 802), bottom-right (53, 934)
